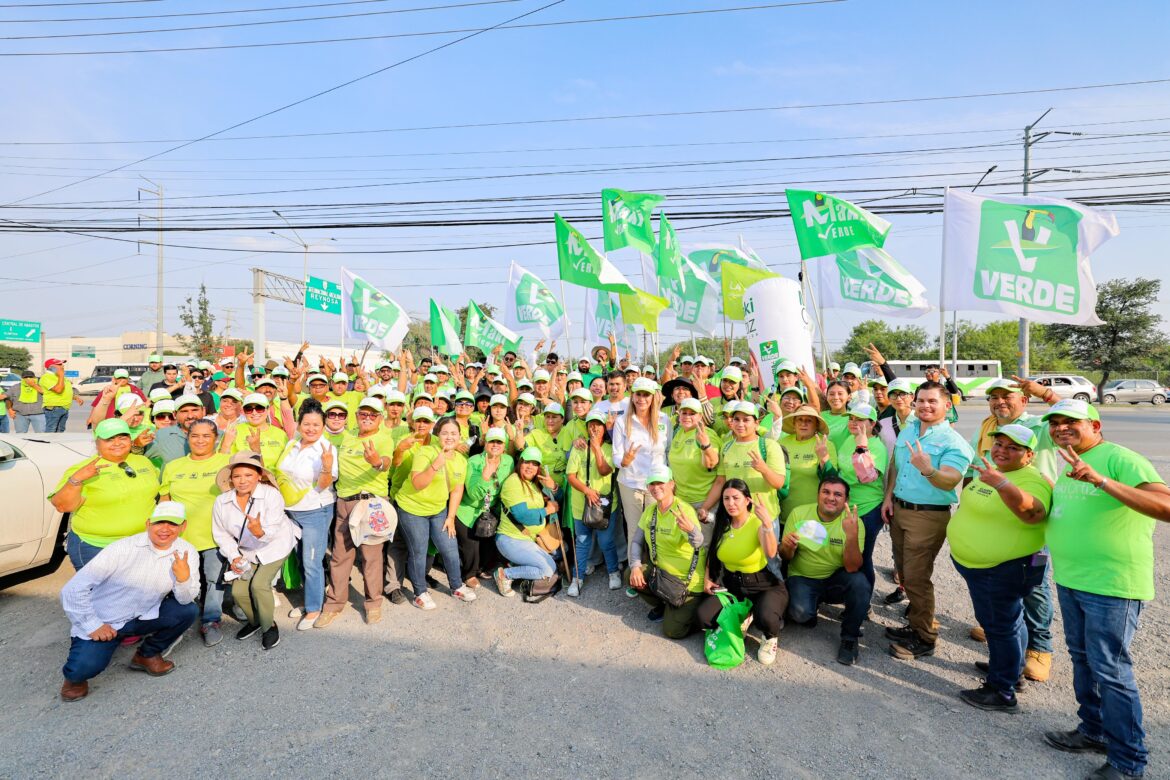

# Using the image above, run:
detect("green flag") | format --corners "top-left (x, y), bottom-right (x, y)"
top-left (618, 288), bottom-right (670, 333)
top-left (555, 214), bottom-right (635, 294)
top-left (722, 262), bottom-right (779, 321)
top-left (654, 212), bottom-right (686, 294)
top-left (602, 188), bottom-right (664, 253)
top-left (429, 299), bottom-right (463, 358)
top-left (785, 189), bottom-right (891, 259)
top-left (341, 268), bottom-right (410, 351)
top-left (687, 245), bottom-right (768, 283)
top-left (464, 300), bottom-right (522, 355)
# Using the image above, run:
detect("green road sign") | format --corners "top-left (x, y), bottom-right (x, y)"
top-left (305, 276), bottom-right (341, 315)
top-left (0, 319), bottom-right (41, 343)
top-left (72, 345), bottom-right (96, 358)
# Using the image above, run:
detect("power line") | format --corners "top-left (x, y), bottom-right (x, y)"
top-left (0, 0), bottom-right (160, 7)
top-left (2, 0), bottom-right (418, 23)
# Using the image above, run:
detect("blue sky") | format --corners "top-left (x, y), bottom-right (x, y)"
top-left (1, 0), bottom-right (1168, 363)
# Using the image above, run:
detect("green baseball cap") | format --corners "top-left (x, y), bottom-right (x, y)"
top-left (149, 500), bottom-right (186, 524)
top-left (112, 369), bottom-right (130, 380)
top-left (411, 406), bottom-right (436, 422)
top-left (519, 446), bottom-right (543, 464)
top-left (1042, 399), bottom-right (1100, 423)
top-left (175, 394), bottom-right (203, 410)
top-left (992, 423), bottom-right (1038, 449)
top-left (94, 418), bottom-right (132, 440)
top-left (986, 378), bottom-right (1024, 394)
top-left (484, 427), bottom-right (508, 444)
top-left (677, 397), bottom-right (702, 414)
top-left (847, 402), bottom-right (878, 422)
top-left (646, 466), bottom-right (674, 485)
top-left (585, 410), bottom-right (608, 424)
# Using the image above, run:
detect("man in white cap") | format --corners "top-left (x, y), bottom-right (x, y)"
top-left (145, 395), bottom-right (206, 469)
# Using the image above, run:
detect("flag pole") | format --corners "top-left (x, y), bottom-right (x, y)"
top-left (802, 259), bottom-right (829, 372)
top-left (939, 187), bottom-right (950, 364)
top-left (558, 279), bottom-right (572, 360)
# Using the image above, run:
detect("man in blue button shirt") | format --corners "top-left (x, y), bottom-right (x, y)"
top-left (881, 380), bottom-right (974, 660)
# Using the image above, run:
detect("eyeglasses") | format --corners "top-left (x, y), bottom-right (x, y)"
top-left (326, 411), bottom-right (348, 419)
top-left (118, 461), bottom-right (137, 479)
top-left (243, 405), bottom-right (266, 413)
top-left (454, 400), bottom-right (473, 407)
top-left (153, 413), bottom-right (175, 421)
top-left (357, 411), bottom-right (380, 419)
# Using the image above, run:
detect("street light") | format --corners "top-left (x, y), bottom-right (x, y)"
top-left (271, 210), bottom-right (335, 343)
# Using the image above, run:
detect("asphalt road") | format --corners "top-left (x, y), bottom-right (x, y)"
top-left (3, 400), bottom-right (1168, 779)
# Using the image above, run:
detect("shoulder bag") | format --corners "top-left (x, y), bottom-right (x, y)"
top-left (580, 443), bottom-right (613, 531)
top-left (646, 505), bottom-right (699, 608)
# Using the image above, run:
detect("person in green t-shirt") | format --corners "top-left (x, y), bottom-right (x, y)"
top-left (778, 404), bottom-right (837, 520)
top-left (945, 424), bottom-right (1051, 713)
top-left (713, 401), bottom-right (787, 520)
top-left (836, 402), bottom-right (888, 593)
top-left (526, 402), bottom-right (573, 491)
top-left (626, 466), bottom-right (706, 639)
top-left (493, 447), bottom-right (560, 598)
top-left (669, 397), bottom-right (722, 534)
top-left (1040, 400), bottom-right (1170, 776)
top-left (821, 381), bottom-right (852, 455)
top-left (565, 412), bottom-right (618, 596)
top-left (41, 359), bottom-right (82, 432)
top-left (454, 428), bottom-right (514, 587)
top-left (780, 475), bottom-right (867, 666)
top-left (222, 393), bottom-right (290, 469)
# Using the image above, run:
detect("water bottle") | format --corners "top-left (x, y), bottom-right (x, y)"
top-left (852, 449), bottom-right (878, 483)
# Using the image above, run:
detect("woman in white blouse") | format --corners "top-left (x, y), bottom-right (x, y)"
top-left (611, 377), bottom-right (671, 585)
top-left (212, 452), bottom-right (300, 650)
top-left (275, 400), bottom-right (338, 630)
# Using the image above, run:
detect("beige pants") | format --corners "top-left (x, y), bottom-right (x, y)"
top-left (890, 505), bottom-right (951, 643)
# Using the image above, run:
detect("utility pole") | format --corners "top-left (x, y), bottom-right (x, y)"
top-left (138, 179), bottom-right (164, 355)
top-left (272, 210), bottom-right (335, 345)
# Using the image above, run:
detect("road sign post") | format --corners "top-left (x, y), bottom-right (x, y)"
top-left (304, 276), bottom-right (342, 315)
top-left (0, 319), bottom-right (41, 343)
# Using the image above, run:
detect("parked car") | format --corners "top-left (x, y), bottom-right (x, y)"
top-left (1102, 379), bottom-right (1168, 405)
top-left (0, 371), bottom-right (21, 393)
top-left (0, 433), bottom-right (94, 583)
top-left (1031, 374), bottom-right (1098, 403)
top-left (74, 374), bottom-right (112, 398)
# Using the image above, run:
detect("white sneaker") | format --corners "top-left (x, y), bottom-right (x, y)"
top-left (296, 615), bottom-right (317, 631)
top-left (494, 568), bottom-right (514, 598)
top-left (567, 579), bottom-right (582, 597)
top-left (453, 586), bottom-right (478, 602)
top-left (414, 592), bottom-right (437, 610)
top-left (608, 572), bottom-right (622, 590)
top-left (288, 606), bottom-right (304, 619)
top-left (758, 637), bottom-right (779, 666)
top-left (585, 563), bottom-right (597, 576)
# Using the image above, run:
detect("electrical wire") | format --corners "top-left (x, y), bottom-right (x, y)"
top-left (2, 0), bottom-right (445, 23)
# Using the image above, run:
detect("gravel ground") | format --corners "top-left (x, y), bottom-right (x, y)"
top-left (2, 403), bottom-right (1168, 779)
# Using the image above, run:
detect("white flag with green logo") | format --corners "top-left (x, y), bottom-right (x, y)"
top-left (505, 261), bottom-right (567, 340)
top-left (583, 287), bottom-right (635, 351)
top-left (341, 268), bottom-right (410, 351)
top-left (660, 255), bottom-right (719, 336)
top-left (941, 190), bottom-right (1118, 325)
top-left (815, 246), bottom-right (932, 318)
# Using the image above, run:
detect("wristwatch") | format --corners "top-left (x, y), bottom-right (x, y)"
top-left (699, 442), bottom-right (711, 451)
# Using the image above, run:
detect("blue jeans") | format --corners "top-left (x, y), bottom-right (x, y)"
top-left (858, 505), bottom-right (884, 592)
top-left (495, 533), bottom-right (557, 581)
top-left (1057, 584), bottom-right (1147, 776)
top-left (199, 548), bottom-right (227, 625)
top-left (398, 508), bottom-right (463, 596)
top-left (14, 413), bottom-right (45, 433)
top-left (61, 594), bottom-right (199, 683)
top-left (573, 517), bottom-right (619, 580)
top-left (1023, 560), bottom-right (1054, 653)
top-left (43, 407), bottom-right (69, 433)
top-left (288, 505), bottom-right (333, 613)
top-left (786, 569), bottom-right (870, 641)
top-left (66, 530), bottom-right (104, 570)
top-left (954, 555), bottom-right (1045, 695)
top-left (0, 415), bottom-right (8, 433)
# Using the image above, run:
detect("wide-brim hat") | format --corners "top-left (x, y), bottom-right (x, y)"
top-left (215, 451), bottom-right (276, 493)
top-left (781, 405), bottom-right (830, 436)
top-left (660, 377), bottom-right (699, 407)
top-left (590, 345), bottom-right (610, 363)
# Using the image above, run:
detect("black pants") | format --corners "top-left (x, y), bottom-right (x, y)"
top-left (697, 569), bottom-right (789, 639)
top-left (454, 520), bottom-right (482, 580)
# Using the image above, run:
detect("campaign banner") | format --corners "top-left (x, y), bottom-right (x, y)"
top-left (742, 277), bottom-right (816, 393)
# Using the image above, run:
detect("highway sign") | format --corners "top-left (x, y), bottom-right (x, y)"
top-left (305, 276), bottom-right (341, 315)
top-left (0, 319), bottom-right (41, 343)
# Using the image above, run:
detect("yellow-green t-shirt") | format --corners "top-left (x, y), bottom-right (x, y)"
top-left (50, 454), bottom-right (160, 547)
top-left (778, 434), bottom-right (837, 519)
top-left (947, 465), bottom-right (1051, 569)
top-left (527, 427), bottom-right (573, 479)
top-left (668, 426), bottom-right (722, 505)
top-left (39, 373), bottom-right (73, 407)
top-left (638, 498), bottom-right (706, 591)
top-left (396, 446), bottom-right (467, 517)
top-left (336, 428), bottom-right (395, 498)
top-left (715, 512), bottom-right (769, 574)
top-left (783, 503), bottom-right (865, 580)
top-left (717, 437), bottom-right (787, 519)
top-left (230, 423), bottom-right (289, 469)
top-left (566, 442), bottom-right (613, 522)
top-left (822, 411), bottom-right (852, 455)
top-left (332, 390), bottom-right (364, 426)
top-left (160, 453), bottom-right (231, 551)
top-left (499, 473), bottom-right (546, 541)
top-left (389, 434), bottom-right (431, 499)
top-left (837, 436), bottom-right (888, 516)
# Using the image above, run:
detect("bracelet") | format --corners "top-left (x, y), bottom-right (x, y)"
top-left (1096, 477), bottom-right (1109, 491)
top-left (922, 468), bottom-right (937, 479)
top-left (993, 479), bottom-right (1010, 490)
top-left (67, 477), bottom-right (83, 487)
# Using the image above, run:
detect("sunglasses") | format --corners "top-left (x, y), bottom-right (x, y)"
top-left (454, 400), bottom-right (473, 406)
top-left (243, 405), bottom-right (266, 413)
top-left (357, 411), bottom-right (380, 419)
top-left (326, 411), bottom-right (348, 419)
top-left (118, 461), bottom-right (137, 479)
top-left (153, 413), bottom-right (175, 421)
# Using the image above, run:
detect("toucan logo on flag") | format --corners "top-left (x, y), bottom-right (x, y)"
top-left (974, 201), bottom-right (1082, 315)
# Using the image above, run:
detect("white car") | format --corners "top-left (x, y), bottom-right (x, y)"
top-left (0, 433), bottom-right (95, 582)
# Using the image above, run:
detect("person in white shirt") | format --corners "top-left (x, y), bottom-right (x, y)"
top-left (611, 378), bottom-right (672, 577)
top-left (593, 371), bottom-right (630, 422)
top-left (58, 501), bottom-right (200, 702)
top-left (212, 452), bottom-right (300, 650)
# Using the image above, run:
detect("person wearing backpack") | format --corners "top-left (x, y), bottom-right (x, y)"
top-left (697, 479), bottom-right (788, 666)
top-left (709, 402), bottom-right (788, 526)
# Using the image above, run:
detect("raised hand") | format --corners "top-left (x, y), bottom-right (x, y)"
top-left (842, 505), bottom-right (859, 537)
top-left (171, 550), bottom-right (191, 583)
top-left (696, 424), bottom-right (710, 448)
top-left (971, 453), bottom-right (1006, 487)
top-left (73, 459), bottom-right (109, 483)
top-left (864, 342), bottom-right (886, 366)
top-left (320, 443), bottom-right (334, 475)
top-left (621, 443), bottom-right (642, 468)
top-left (247, 429), bottom-right (262, 453)
top-left (363, 439), bottom-right (383, 467)
top-left (747, 448), bottom-right (767, 473)
top-left (814, 433), bottom-right (829, 463)
top-left (1010, 374), bottom-right (1047, 399)
top-left (907, 439), bottom-right (933, 475)
top-left (246, 512), bottom-right (263, 538)
top-left (1058, 445), bottom-right (1103, 484)
top-left (134, 428), bottom-right (155, 448)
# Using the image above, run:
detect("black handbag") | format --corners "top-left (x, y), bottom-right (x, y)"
top-left (646, 505), bottom-right (699, 608)
top-left (580, 444), bottom-right (613, 531)
top-left (473, 466), bottom-right (502, 538)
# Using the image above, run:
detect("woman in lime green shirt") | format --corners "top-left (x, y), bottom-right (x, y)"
top-left (696, 478), bottom-right (788, 666)
top-left (778, 404), bottom-right (837, 519)
top-left (713, 401), bottom-right (787, 521)
top-left (565, 412), bottom-right (617, 596)
top-left (454, 427), bottom-right (514, 588)
top-left (668, 397), bottom-right (722, 527)
top-left (224, 393), bottom-right (289, 468)
top-left (396, 416), bottom-right (475, 610)
top-left (836, 402), bottom-right (889, 592)
top-left (821, 381), bottom-right (852, 455)
top-left (493, 447), bottom-right (560, 597)
top-left (947, 424), bottom-right (1051, 712)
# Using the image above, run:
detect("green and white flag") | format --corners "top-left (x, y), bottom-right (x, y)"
top-left (785, 189), bottom-right (891, 259)
top-left (464, 300), bottom-right (523, 355)
top-left (654, 213), bottom-right (686, 294)
top-left (661, 255), bottom-right (718, 336)
top-left (555, 214), bottom-right (636, 294)
top-left (429, 298), bottom-right (463, 358)
top-left (687, 244), bottom-right (769, 284)
top-left (618, 288), bottom-right (671, 333)
top-left (583, 287), bottom-right (635, 350)
top-left (341, 268), bottom-right (410, 352)
top-left (602, 188), bottom-right (664, 253)
top-left (505, 261), bottom-right (567, 340)
top-left (815, 247), bottom-right (931, 318)
top-left (722, 261), bottom-right (780, 321)
top-left (941, 189), bottom-right (1119, 325)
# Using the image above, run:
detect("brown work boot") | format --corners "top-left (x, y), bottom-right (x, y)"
top-left (1023, 649), bottom-right (1052, 682)
top-left (128, 652), bottom-right (175, 677)
top-left (969, 625), bottom-right (987, 643)
top-left (60, 679), bottom-right (89, 702)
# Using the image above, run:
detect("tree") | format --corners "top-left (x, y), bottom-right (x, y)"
top-left (1048, 277), bottom-right (1169, 399)
top-left (389, 302), bottom-right (499, 363)
top-left (0, 345), bottom-right (32, 371)
top-left (835, 320), bottom-right (932, 363)
top-left (936, 320), bottom-right (1074, 373)
top-left (177, 284), bottom-right (219, 360)
top-left (658, 336), bottom-right (750, 366)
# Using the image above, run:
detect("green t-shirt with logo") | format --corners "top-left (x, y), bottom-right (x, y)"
top-left (336, 428), bottom-right (395, 498)
top-left (668, 426), bottom-right (722, 505)
top-left (49, 454), bottom-right (160, 547)
top-left (1047, 441), bottom-right (1163, 600)
top-left (566, 443), bottom-right (613, 522)
top-left (836, 435), bottom-right (888, 516)
top-left (717, 437), bottom-right (786, 519)
top-left (527, 427), bottom-right (573, 479)
top-left (948, 465), bottom-right (1051, 569)
top-left (455, 453), bottom-right (514, 528)
top-left (396, 446), bottom-right (468, 517)
top-left (161, 453), bottom-right (231, 552)
top-left (39, 373), bottom-right (73, 407)
top-left (230, 423), bottom-right (289, 469)
top-left (638, 498), bottom-right (706, 592)
top-left (778, 434), bottom-right (837, 520)
top-left (821, 411), bottom-right (852, 456)
top-left (783, 503), bottom-right (865, 580)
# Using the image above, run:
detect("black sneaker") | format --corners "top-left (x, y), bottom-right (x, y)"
top-left (889, 635), bottom-right (935, 660)
top-left (1043, 729), bottom-right (1108, 755)
top-left (883, 587), bottom-right (906, 604)
top-left (387, 588), bottom-right (408, 605)
top-left (235, 623), bottom-right (260, 640)
top-left (974, 661), bottom-right (1026, 692)
top-left (884, 624), bottom-right (916, 641)
top-left (1087, 762), bottom-right (1142, 780)
top-left (647, 606), bottom-right (665, 623)
top-left (837, 639), bottom-right (859, 666)
top-left (959, 683), bottom-right (1019, 713)
top-left (261, 625), bottom-right (280, 651)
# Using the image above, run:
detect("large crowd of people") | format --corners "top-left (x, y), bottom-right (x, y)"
top-left (37, 333), bottom-right (1169, 780)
